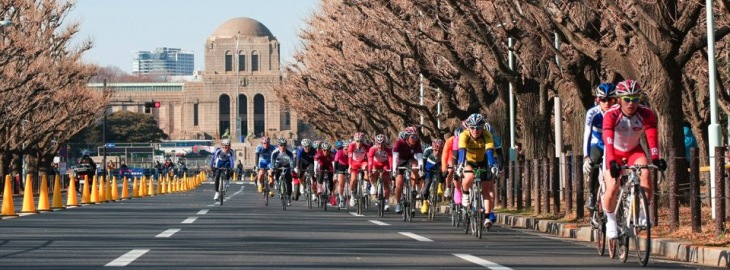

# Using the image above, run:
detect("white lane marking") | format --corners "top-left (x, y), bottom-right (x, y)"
top-left (369, 220), bottom-right (390, 226)
top-left (453, 254), bottom-right (513, 270)
top-left (206, 204), bottom-right (215, 207)
top-left (181, 217), bottom-right (197, 224)
top-left (105, 249), bottom-right (150, 267)
top-left (349, 212), bottom-right (363, 217)
top-left (155, 229), bottom-right (181, 238)
top-left (398, 232), bottom-right (433, 242)
top-left (197, 209), bottom-right (209, 215)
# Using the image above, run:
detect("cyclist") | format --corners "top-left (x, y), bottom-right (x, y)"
top-left (269, 138), bottom-right (295, 205)
top-left (347, 132), bottom-right (371, 207)
top-left (392, 126), bottom-right (424, 213)
top-left (602, 79), bottom-right (667, 239)
top-left (420, 139), bottom-right (444, 214)
top-left (295, 138), bottom-right (317, 200)
top-left (367, 134), bottom-right (392, 211)
top-left (582, 83), bottom-right (617, 211)
top-left (255, 136), bottom-right (276, 193)
top-left (314, 142), bottom-right (336, 205)
top-left (456, 113), bottom-right (498, 229)
top-left (334, 140), bottom-right (349, 208)
top-left (441, 126), bottom-right (462, 200)
top-left (210, 139), bottom-right (235, 200)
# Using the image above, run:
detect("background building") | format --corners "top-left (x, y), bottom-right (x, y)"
top-left (95, 17), bottom-right (298, 167)
top-left (132, 47), bottom-right (194, 76)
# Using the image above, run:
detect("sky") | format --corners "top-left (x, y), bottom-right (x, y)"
top-left (67, 0), bottom-right (321, 73)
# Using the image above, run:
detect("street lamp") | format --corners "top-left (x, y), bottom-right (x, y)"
top-left (20, 119), bottom-right (29, 182)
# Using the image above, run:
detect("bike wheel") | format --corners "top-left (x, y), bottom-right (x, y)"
top-left (323, 182), bottom-right (329, 211)
top-left (616, 200), bottom-right (629, 262)
top-left (591, 210), bottom-right (606, 256)
top-left (634, 187), bottom-right (651, 266)
top-left (218, 177), bottom-right (225, 205)
top-left (281, 177), bottom-right (287, 211)
top-left (377, 180), bottom-right (385, 217)
top-left (306, 176), bottom-right (313, 209)
top-left (357, 178), bottom-right (364, 215)
top-left (463, 209), bottom-right (470, 234)
top-left (451, 203), bottom-right (458, 227)
top-left (476, 195), bottom-right (484, 239)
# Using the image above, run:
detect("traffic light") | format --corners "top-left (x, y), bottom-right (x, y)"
top-left (144, 100), bottom-right (161, 113)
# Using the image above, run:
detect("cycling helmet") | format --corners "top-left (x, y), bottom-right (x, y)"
top-left (465, 113), bottom-right (485, 128)
top-left (375, 134), bottom-right (387, 144)
top-left (301, 138), bottom-right (311, 147)
top-left (595, 83), bottom-right (616, 98)
top-left (277, 138), bottom-right (287, 146)
top-left (454, 126), bottom-right (464, 136)
top-left (403, 126), bottom-right (417, 135)
top-left (261, 136), bottom-right (270, 144)
top-left (320, 142), bottom-right (331, 150)
top-left (312, 140), bottom-right (321, 149)
top-left (616, 79), bottom-right (641, 96)
top-left (432, 139), bottom-right (444, 149)
top-left (81, 150), bottom-right (90, 156)
top-left (221, 139), bottom-right (231, 146)
top-left (484, 123), bottom-right (495, 134)
top-left (398, 131), bottom-right (407, 140)
top-left (334, 140), bottom-right (344, 149)
top-left (353, 132), bottom-right (364, 142)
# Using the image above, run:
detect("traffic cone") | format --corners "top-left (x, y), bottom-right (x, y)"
top-left (167, 176), bottom-right (172, 193)
top-left (20, 174), bottom-right (37, 214)
top-left (132, 177), bottom-right (140, 198)
top-left (81, 175), bottom-right (91, 204)
top-left (139, 176), bottom-right (146, 197)
top-left (161, 177), bottom-right (167, 194)
top-left (51, 175), bottom-right (65, 210)
top-left (111, 176), bottom-right (119, 201)
top-left (98, 176), bottom-right (106, 202)
top-left (156, 177), bottom-right (162, 194)
top-left (148, 175), bottom-right (155, 196)
top-left (66, 175), bottom-right (79, 207)
top-left (90, 175), bottom-right (98, 204)
top-left (1, 175), bottom-right (18, 218)
top-left (37, 175), bottom-right (51, 212)
top-left (121, 176), bottom-right (129, 199)
top-left (105, 176), bottom-right (112, 201)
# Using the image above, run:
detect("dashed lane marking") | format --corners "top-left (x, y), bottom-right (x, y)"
top-left (369, 220), bottom-right (390, 226)
top-left (398, 232), bottom-right (433, 242)
top-left (453, 254), bottom-right (513, 270)
top-left (105, 249), bottom-right (150, 267)
top-left (155, 229), bottom-right (180, 238)
top-left (181, 217), bottom-right (197, 224)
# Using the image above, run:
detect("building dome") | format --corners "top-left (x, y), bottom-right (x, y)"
top-left (210, 17), bottom-right (274, 38)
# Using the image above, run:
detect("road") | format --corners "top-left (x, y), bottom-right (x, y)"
top-left (0, 181), bottom-right (717, 269)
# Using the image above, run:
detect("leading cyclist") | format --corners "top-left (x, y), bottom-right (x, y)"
top-left (210, 139), bottom-right (235, 200)
top-left (255, 136), bottom-right (276, 193)
top-left (456, 113), bottom-right (498, 229)
top-left (602, 79), bottom-right (667, 239)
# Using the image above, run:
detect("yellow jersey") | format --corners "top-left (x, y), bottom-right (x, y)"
top-left (458, 130), bottom-right (495, 163)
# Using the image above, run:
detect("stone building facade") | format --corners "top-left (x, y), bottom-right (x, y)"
top-left (94, 17), bottom-right (298, 167)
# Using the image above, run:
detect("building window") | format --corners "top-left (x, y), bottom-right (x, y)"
top-left (251, 51), bottom-right (259, 72)
top-left (193, 103), bottom-right (199, 126)
top-left (238, 54), bottom-right (246, 71)
top-left (225, 51), bottom-right (232, 72)
top-left (254, 94), bottom-right (265, 137)
top-left (280, 106), bottom-right (291, 131)
top-left (219, 94), bottom-right (231, 137)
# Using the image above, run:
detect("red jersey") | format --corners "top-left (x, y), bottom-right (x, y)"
top-left (602, 104), bottom-right (659, 164)
top-left (367, 146), bottom-right (392, 171)
top-left (348, 142), bottom-right (371, 165)
top-left (314, 151), bottom-right (335, 171)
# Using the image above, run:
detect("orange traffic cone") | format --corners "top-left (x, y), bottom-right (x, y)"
top-left (105, 176), bottom-right (112, 201)
top-left (37, 175), bottom-right (51, 212)
top-left (81, 175), bottom-right (91, 204)
top-left (98, 176), bottom-right (106, 203)
top-left (132, 177), bottom-right (140, 198)
top-left (51, 175), bottom-right (65, 210)
top-left (111, 176), bottom-right (119, 201)
top-left (20, 174), bottom-right (37, 214)
top-left (1, 175), bottom-right (18, 218)
top-left (160, 177), bottom-right (166, 194)
top-left (90, 175), bottom-right (99, 204)
top-left (147, 175), bottom-right (155, 196)
top-left (167, 176), bottom-right (173, 193)
top-left (66, 175), bottom-right (79, 207)
top-left (140, 176), bottom-right (147, 197)
top-left (121, 176), bottom-right (129, 199)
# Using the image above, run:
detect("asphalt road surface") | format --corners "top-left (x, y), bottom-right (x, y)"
top-left (0, 181), bottom-right (718, 269)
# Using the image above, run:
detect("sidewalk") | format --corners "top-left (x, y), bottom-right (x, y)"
top-left (437, 205), bottom-right (730, 268)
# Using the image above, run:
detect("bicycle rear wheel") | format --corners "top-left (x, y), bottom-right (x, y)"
top-left (616, 198), bottom-right (629, 262)
top-left (377, 179), bottom-right (385, 217)
top-left (280, 176), bottom-right (287, 211)
top-left (591, 209), bottom-right (606, 256)
top-left (218, 176), bottom-right (225, 205)
top-left (357, 177), bottom-right (364, 215)
top-left (634, 187), bottom-right (651, 266)
top-left (306, 174), bottom-right (313, 209)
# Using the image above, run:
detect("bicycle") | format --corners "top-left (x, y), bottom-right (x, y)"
top-left (217, 167), bottom-right (231, 205)
top-left (427, 169), bottom-right (442, 221)
top-left (303, 169), bottom-right (314, 209)
top-left (371, 169), bottom-right (389, 217)
top-left (397, 166), bottom-right (418, 222)
top-left (318, 169), bottom-right (333, 211)
top-left (355, 169), bottom-right (368, 215)
top-left (464, 167), bottom-right (488, 239)
top-left (260, 167), bottom-right (270, 206)
top-left (612, 160), bottom-right (657, 266)
top-left (588, 163), bottom-right (615, 258)
top-left (275, 167), bottom-right (291, 211)
top-left (335, 169), bottom-right (349, 210)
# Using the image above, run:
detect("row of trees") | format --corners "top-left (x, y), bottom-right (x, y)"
top-left (276, 1), bottom-right (730, 188)
top-left (0, 0), bottom-right (110, 177)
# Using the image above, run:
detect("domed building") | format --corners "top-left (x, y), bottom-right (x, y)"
top-left (94, 17), bottom-right (298, 167)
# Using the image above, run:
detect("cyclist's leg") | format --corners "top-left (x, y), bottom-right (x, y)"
top-left (348, 163), bottom-right (359, 194)
top-left (382, 169), bottom-right (391, 198)
top-left (285, 169), bottom-right (293, 197)
top-left (588, 145), bottom-right (603, 208)
top-left (628, 149), bottom-right (651, 201)
top-left (214, 169), bottom-right (222, 192)
top-left (461, 163), bottom-right (476, 206)
top-left (409, 159), bottom-right (419, 192)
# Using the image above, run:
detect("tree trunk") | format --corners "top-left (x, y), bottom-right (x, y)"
top-left (518, 82), bottom-right (551, 160)
top-left (652, 74), bottom-right (689, 202)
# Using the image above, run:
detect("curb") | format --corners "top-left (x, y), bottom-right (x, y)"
top-left (437, 205), bottom-right (730, 268)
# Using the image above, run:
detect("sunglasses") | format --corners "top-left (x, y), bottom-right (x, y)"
top-left (621, 96), bottom-right (640, 103)
top-left (468, 126), bottom-right (483, 131)
top-left (598, 98), bottom-right (616, 103)
top-left (408, 135), bottom-right (418, 140)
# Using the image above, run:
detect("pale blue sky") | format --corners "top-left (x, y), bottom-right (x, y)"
top-left (68, 0), bottom-right (320, 73)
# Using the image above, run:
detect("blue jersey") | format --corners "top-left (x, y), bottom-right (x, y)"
top-left (256, 145), bottom-right (276, 162)
top-left (210, 148), bottom-right (235, 169)
top-left (296, 147), bottom-right (316, 164)
top-left (583, 106), bottom-right (605, 157)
